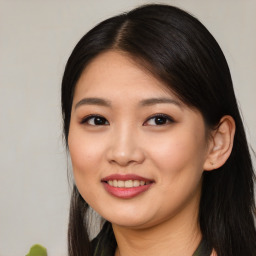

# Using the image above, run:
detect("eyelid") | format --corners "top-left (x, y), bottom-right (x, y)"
top-left (80, 114), bottom-right (109, 125)
top-left (143, 113), bottom-right (174, 126)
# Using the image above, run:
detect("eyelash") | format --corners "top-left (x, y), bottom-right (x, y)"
top-left (80, 114), bottom-right (174, 126)
top-left (144, 114), bottom-right (174, 126)
top-left (80, 114), bottom-right (109, 126)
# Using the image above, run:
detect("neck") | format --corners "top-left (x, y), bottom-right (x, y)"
top-left (113, 204), bottom-right (201, 256)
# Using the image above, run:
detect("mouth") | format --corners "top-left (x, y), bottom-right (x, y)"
top-left (101, 174), bottom-right (154, 199)
top-left (104, 179), bottom-right (151, 188)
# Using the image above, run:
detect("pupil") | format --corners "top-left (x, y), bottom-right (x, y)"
top-left (155, 117), bottom-right (166, 125)
top-left (95, 117), bottom-right (105, 125)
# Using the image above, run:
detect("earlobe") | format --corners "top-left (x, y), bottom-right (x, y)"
top-left (204, 115), bottom-right (236, 171)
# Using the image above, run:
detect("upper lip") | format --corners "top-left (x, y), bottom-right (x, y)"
top-left (101, 174), bottom-right (154, 182)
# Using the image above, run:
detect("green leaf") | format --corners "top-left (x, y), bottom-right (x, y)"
top-left (26, 244), bottom-right (47, 256)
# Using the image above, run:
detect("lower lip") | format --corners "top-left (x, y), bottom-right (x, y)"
top-left (102, 182), bottom-right (153, 199)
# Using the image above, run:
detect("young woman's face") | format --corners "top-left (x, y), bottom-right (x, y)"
top-left (68, 50), bottom-right (210, 229)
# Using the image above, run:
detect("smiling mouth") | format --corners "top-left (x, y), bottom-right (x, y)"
top-left (104, 180), bottom-right (151, 188)
top-left (101, 174), bottom-right (154, 199)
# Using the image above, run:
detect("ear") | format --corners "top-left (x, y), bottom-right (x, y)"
top-left (204, 115), bottom-right (236, 171)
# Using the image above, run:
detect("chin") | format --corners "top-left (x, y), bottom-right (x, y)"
top-left (102, 210), bottom-right (155, 229)
top-left (111, 219), bottom-right (149, 229)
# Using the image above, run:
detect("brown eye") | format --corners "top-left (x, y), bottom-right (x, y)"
top-left (144, 114), bottom-right (174, 126)
top-left (81, 115), bottom-right (109, 126)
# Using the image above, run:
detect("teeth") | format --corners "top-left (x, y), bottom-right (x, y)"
top-left (133, 180), bottom-right (140, 187)
top-left (107, 180), bottom-right (151, 188)
top-left (117, 180), bottom-right (124, 187)
top-left (124, 180), bottom-right (133, 188)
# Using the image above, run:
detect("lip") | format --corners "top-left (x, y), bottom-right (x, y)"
top-left (101, 174), bottom-right (154, 199)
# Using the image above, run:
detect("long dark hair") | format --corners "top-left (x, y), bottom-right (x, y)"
top-left (61, 4), bottom-right (256, 256)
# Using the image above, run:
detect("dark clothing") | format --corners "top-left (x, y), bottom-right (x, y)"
top-left (92, 222), bottom-right (212, 256)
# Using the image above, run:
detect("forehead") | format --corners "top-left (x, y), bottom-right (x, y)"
top-left (73, 50), bottom-right (179, 102)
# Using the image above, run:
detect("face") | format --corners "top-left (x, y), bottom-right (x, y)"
top-left (68, 50), bottom-right (211, 229)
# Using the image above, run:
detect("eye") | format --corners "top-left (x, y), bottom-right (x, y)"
top-left (144, 114), bottom-right (174, 126)
top-left (81, 115), bottom-right (109, 126)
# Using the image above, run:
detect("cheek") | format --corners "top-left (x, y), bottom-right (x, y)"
top-left (69, 139), bottom-right (93, 172)
top-left (68, 128), bottom-right (104, 170)
top-left (144, 134), bottom-right (205, 220)
top-left (68, 129), bottom-right (106, 197)
top-left (68, 133), bottom-right (105, 205)
top-left (146, 130), bottom-right (206, 181)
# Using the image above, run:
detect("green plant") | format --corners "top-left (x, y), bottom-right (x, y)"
top-left (26, 244), bottom-right (47, 256)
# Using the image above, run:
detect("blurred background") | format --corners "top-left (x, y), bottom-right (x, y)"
top-left (0, 0), bottom-right (255, 255)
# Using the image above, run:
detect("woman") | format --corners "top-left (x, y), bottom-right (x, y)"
top-left (61, 4), bottom-right (256, 256)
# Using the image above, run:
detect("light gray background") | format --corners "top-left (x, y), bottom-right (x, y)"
top-left (0, 0), bottom-right (255, 255)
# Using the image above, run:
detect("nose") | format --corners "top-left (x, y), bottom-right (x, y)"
top-left (106, 127), bottom-right (145, 167)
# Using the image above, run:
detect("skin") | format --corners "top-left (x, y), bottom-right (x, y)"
top-left (68, 50), bottom-right (229, 255)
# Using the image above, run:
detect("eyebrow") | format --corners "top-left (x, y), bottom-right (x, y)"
top-left (75, 97), bottom-right (111, 109)
top-left (139, 97), bottom-right (182, 107)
